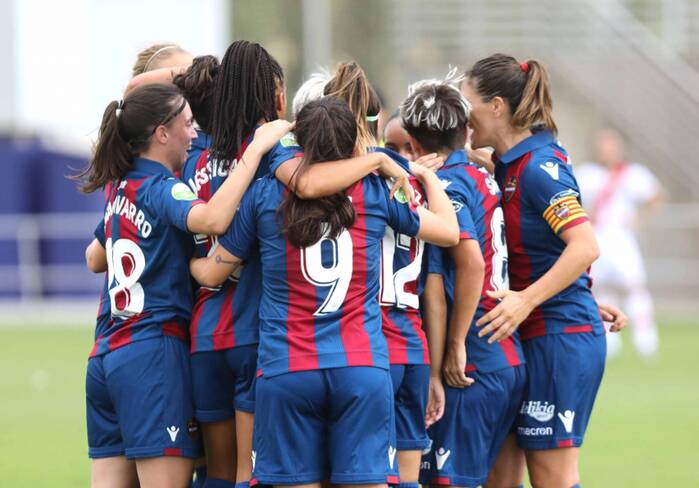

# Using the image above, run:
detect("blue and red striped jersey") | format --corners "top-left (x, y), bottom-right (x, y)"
top-left (180, 129), bottom-right (300, 352)
top-left (494, 131), bottom-right (604, 340)
top-left (90, 158), bottom-right (204, 357)
top-left (92, 200), bottom-right (112, 344)
top-left (425, 150), bottom-right (524, 373)
top-left (218, 173), bottom-right (421, 377)
top-left (374, 148), bottom-right (430, 365)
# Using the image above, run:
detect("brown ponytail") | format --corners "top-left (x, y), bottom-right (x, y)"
top-left (467, 53), bottom-right (557, 134)
top-left (323, 61), bottom-right (381, 155)
top-left (74, 84), bottom-right (187, 193)
top-left (280, 97), bottom-right (357, 248)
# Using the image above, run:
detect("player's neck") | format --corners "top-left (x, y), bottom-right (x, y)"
top-left (139, 148), bottom-right (178, 174)
top-left (493, 127), bottom-right (532, 158)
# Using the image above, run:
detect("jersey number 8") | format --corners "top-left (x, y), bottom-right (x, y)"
top-left (105, 237), bottom-right (146, 317)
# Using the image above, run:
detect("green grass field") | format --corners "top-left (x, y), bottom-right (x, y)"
top-left (1, 320), bottom-right (698, 487)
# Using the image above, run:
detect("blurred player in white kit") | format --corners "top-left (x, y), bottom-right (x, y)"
top-left (576, 128), bottom-right (665, 359)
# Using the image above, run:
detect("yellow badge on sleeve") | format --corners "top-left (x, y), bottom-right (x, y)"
top-left (543, 195), bottom-right (588, 234)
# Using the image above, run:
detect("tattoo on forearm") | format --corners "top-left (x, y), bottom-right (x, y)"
top-left (215, 255), bottom-right (237, 265)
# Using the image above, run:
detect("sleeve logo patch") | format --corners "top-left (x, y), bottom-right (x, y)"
top-left (171, 182), bottom-right (198, 201)
top-left (540, 161), bottom-right (560, 180)
top-left (280, 132), bottom-right (298, 148)
top-left (393, 188), bottom-right (409, 204)
top-left (451, 200), bottom-right (464, 212)
top-left (549, 189), bottom-right (579, 205)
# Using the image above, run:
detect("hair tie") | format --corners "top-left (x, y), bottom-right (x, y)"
top-left (115, 99), bottom-right (125, 118)
top-left (520, 62), bottom-right (529, 74)
top-left (143, 45), bottom-right (177, 72)
top-left (366, 114), bottom-right (379, 122)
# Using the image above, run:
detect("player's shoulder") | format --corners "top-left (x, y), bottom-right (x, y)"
top-left (521, 143), bottom-right (576, 188)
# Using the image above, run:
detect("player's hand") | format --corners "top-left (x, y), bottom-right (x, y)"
top-left (476, 290), bottom-right (535, 343)
top-left (412, 152), bottom-right (444, 172)
top-left (249, 120), bottom-right (295, 153)
top-left (425, 375), bottom-right (446, 427)
top-left (598, 302), bottom-right (627, 332)
top-left (442, 342), bottom-right (474, 388)
top-left (465, 143), bottom-right (495, 174)
top-left (378, 154), bottom-right (417, 206)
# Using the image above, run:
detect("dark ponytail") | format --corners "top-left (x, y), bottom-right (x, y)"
top-left (467, 53), bottom-right (557, 134)
top-left (280, 97), bottom-right (357, 248)
top-left (210, 40), bottom-right (284, 167)
top-left (75, 84), bottom-right (186, 193)
top-left (173, 55), bottom-right (219, 134)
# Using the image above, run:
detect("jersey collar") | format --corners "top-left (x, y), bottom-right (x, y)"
top-left (442, 149), bottom-right (469, 168)
top-left (497, 130), bottom-right (555, 165)
top-left (132, 157), bottom-right (175, 177)
top-left (191, 129), bottom-right (211, 152)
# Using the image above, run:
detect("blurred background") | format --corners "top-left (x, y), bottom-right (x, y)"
top-left (0, 0), bottom-right (697, 486)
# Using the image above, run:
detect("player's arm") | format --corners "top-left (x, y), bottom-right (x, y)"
top-left (275, 152), bottom-right (419, 204)
top-left (443, 239), bottom-right (483, 387)
top-left (190, 244), bottom-right (243, 288)
top-left (124, 65), bottom-right (189, 94)
top-left (186, 120), bottom-right (293, 235)
top-left (478, 222), bottom-right (599, 343)
top-left (85, 238), bottom-right (107, 273)
top-left (422, 272), bottom-right (447, 427)
top-left (410, 163), bottom-right (460, 247)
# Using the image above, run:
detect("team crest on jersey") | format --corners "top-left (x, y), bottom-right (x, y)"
top-left (504, 176), bottom-right (517, 202)
top-left (280, 132), bottom-right (298, 148)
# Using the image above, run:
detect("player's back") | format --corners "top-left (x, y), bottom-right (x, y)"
top-left (430, 151), bottom-right (523, 372)
top-left (93, 157), bottom-right (202, 356)
top-left (224, 172), bottom-right (421, 377)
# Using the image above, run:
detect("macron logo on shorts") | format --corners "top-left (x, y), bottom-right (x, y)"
top-left (435, 447), bottom-right (451, 470)
top-left (166, 425), bottom-right (180, 442)
top-left (557, 410), bottom-right (575, 433)
top-left (388, 446), bottom-right (397, 469)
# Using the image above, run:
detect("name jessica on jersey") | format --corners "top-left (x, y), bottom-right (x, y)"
top-left (186, 156), bottom-right (229, 194)
top-left (104, 193), bottom-right (153, 238)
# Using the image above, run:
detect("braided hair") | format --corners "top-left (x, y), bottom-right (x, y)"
top-left (210, 40), bottom-right (284, 167)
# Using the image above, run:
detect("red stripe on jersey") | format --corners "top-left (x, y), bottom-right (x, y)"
top-left (107, 178), bottom-right (146, 351)
top-left (431, 477), bottom-right (451, 485)
top-left (162, 320), bottom-right (189, 342)
top-left (340, 181), bottom-right (374, 366)
top-left (409, 311), bottom-right (430, 364)
top-left (558, 216), bottom-right (589, 234)
top-left (285, 240), bottom-right (320, 372)
top-left (498, 336), bottom-right (522, 367)
top-left (381, 307), bottom-right (408, 364)
top-left (558, 439), bottom-right (574, 448)
top-left (163, 447), bottom-right (183, 456)
top-left (464, 363), bottom-right (477, 373)
top-left (89, 336), bottom-right (102, 357)
top-left (564, 324), bottom-right (593, 334)
top-left (212, 283), bottom-right (236, 350)
top-left (520, 308), bottom-right (546, 340)
top-left (553, 148), bottom-right (569, 164)
top-left (250, 478), bottom-right (259, 487)
top-left (189, 287), bottom-right (216, 351)
top-left (386, 475), bottom-right (399, 484)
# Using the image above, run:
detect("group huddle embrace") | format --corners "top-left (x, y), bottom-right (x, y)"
top-left (79, 40), bottom-right (625, 488)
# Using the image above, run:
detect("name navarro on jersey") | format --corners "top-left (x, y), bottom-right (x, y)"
top-left (104, 194), bottom-right (153, 238)
top-left (186, 157), bottom-right (229, 194)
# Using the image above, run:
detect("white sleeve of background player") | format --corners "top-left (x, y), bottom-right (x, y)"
top-left (629, 164), bottom-right (661, 203)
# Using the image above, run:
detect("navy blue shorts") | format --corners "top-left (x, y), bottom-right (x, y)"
top-left (252, 367), bottom-right (395, 485)
top-left (516, 332), bottom-right (606, 450)
top-left (86, 336), bottom-right (199, 459)
top-left (390, 364), bottom-right (430, 451)
top-left (420, 365), bottom-right (526, 487)
top-left (190, 344), bottom-right (257, 422)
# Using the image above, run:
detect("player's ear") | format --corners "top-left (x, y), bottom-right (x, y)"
top-left (276, 83), bottom-right (287, 119)
top-left (408, 134), bottom-right (425, 158)
top-left (153, 125), bottom-right (169, 145)
top-left (491, 96), bottom-right (507, 119)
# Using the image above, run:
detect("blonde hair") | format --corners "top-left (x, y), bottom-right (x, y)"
top-left (132, 43), bottom-right (189, 78)
top-left (324, 61), bottom-right (381, 155)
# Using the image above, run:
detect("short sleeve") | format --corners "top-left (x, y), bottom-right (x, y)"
top-left (522, 159), bottom-right (589, 235)
top-left (268, 133), bottom-right (304, 175)
top-left (218, 180), bottom-right (260, 260)
top-left (443, 181), bottom-right (477, 240)
top-left (156, 178), bottom-right (205, 232)
top-left (94, 218), bottom-right (106, 245)
top-left (425, 243), bottom-right (445, 275)
top-left (629, 164), bottom-right (660, 203)
top-left (382, 178), bottom-right (421, 237)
